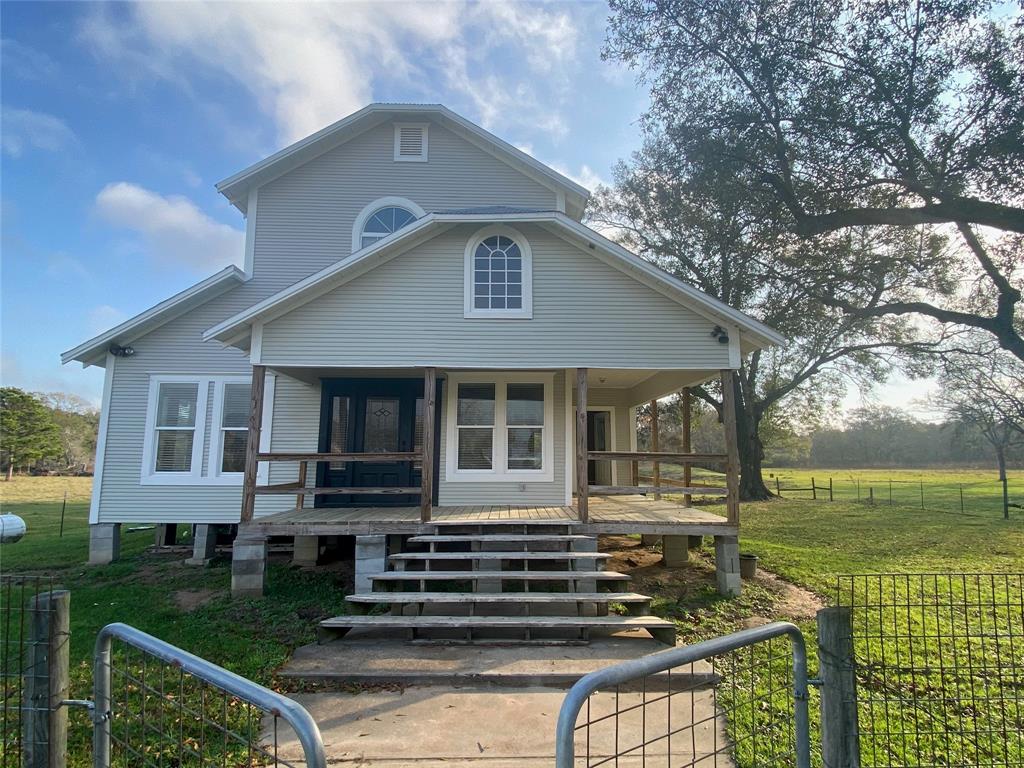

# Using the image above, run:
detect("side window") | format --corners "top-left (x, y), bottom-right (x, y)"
top-left (153, 382), bottom-right (199, 472)
top-left (218, 382), bottom-right (250, 474)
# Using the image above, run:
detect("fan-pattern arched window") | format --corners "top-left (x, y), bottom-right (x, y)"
top-left (360, 206), bottom-right (417, 248)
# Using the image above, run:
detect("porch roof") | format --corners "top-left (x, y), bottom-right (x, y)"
top-left (202, 211), bottom-right (786, 352)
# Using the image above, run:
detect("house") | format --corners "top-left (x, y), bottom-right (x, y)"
top-left (63, 104), bottom-right (784, 643)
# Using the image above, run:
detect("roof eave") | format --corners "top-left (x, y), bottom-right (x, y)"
top-left (61, 266), bottom-right (246, 367)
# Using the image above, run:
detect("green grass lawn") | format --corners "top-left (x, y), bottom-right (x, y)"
top-left (1, 476), bottom-right (350, 766)
top-left (2, 476), bottom-right (1022, 766)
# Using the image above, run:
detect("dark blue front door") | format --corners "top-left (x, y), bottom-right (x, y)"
top-left (317, 378), bottom-right (439, 506)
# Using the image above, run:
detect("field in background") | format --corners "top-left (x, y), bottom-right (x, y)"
top-left (640, 464), bottom-right (1021, 518)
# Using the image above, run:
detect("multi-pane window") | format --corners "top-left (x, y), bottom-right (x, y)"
top-left (153, 382), bottom-right (199, 472)
top-left (360, 206), bottom-right (416, 249)
top-left (506, 384), bottom-right (543, 470)
top-left (456, 384), bottom-right (495, 470)
top-left (218, 383), bottom-right (250, 473)
top-left (472, 235), bottom-right (523, 310)
top-left (453, 380), bottom-right (547, 475)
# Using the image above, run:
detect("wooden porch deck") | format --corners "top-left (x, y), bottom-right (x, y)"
top-left (250, 495), bottom-right (733, 536)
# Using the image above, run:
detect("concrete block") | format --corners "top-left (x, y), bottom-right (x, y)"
top-left (355, 535), bottom-right (387, 594)
top-left (662, 535), bottom-right (690, 568)
top-left (475, 558), bottom-right (502, 594)
top-left (154, 523), bottom-right (178, 548)
top-left (293, 535), bottom-right (319, 567)
top-left (714, 535), bottom-right (741, 597)
top-left (88, 523), bottom-right (121, 565)
top-left (186, 524), bottom-right (218, 566)
top-left (231, 536), bottom-right (267, 598)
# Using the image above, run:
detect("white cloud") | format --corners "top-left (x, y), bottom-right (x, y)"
top-left (552, 163), bottom-right (610, 192)
top-left (1, 38), bottom-right (60, 81)
top-left (87, 305), bottom-right (128, 335)
top-left (94, 182), bottom-right (244, 270)
top-left (79, 2), bottom-right (583, 145)
top-left (1, 107), bottom-right (76, 157)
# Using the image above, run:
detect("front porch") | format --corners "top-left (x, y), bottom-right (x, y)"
top-left (249, 494), bottom-right (734, 536)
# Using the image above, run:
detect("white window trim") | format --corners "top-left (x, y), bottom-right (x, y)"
top-left (393, 122), bottom-right (429, 162)
top-left (464, 224), bottom-right (533, 319)
top-left (141, 373), bottom-right (275, 486)
top-left (445, 372), bottom-right (554, 483)
top-left (351, 196), bottom-right (426, 252)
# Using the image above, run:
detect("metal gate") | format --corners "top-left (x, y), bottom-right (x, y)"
top-left (1, 573), bottom-right (326, 767)
top-left (555, 622), bottom-right (811, 768)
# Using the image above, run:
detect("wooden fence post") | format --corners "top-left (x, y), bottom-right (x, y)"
top-left (650, 399), bottom-right (661, 500)
top-left (812, 476), bottom-right (817, 501)
top-left (420, 367), bottom-right (436, 522)
top-left (817, 606), bottom-right (861, 768)
top-left (829, 476), bottom-right (834, 502)
top-left (23, 590), bottom-right (70, 768)
top-left (776, 476), bottom-right (782, 497)
top-left (576, 368), bottom-right (589, 523)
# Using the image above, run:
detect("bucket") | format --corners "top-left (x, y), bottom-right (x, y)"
top-left (739, 553), bottom-right (759, 580)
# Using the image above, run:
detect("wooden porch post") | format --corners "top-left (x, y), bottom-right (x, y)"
top-left (241, 365), bottom-right (266, 524)
top-left (682, 388), bottom-right (692, 507)
top-left (650, 399), bottom-right (661, 500)
top-left (576, 368), bottom-right (589, 523)
top-left (420, 367), bottom-right (436, 523)
top-left (720, 370), bottom-right (741, 525)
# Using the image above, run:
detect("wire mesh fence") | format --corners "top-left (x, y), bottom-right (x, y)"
top-left (556, 622), bottom-right (810, 768)
top-left (836, 573), bottom-right (1024, 768)
top-left (1, 574), bottom-right (60, 768)
top-left (95, 623), bottom-right (325, 768)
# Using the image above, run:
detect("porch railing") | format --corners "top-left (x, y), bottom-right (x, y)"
top-left (575, 368), bottom-right (741, 526)
top-left (241, 366), bottom-right (437, 523)
top-left (253, 451), bottom-right (429, 518)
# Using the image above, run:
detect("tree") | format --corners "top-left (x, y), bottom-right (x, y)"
top-left (590, 138), bottom-right (937, 499)
top-left (36, 392), bottom-right (100, 473)
top-left (0, 387), bottom-right (61, 480)
top-left (935, 337), bottom-right (1024, 517)
top-left (604, 0), bottom-right (1024, 359)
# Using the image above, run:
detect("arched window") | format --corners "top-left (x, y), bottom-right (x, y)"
top-left (464, 225), bottom-right (533, 318)
top-left (352, 197), bottom-right (425, 251)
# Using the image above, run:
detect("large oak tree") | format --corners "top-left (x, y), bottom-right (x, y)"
top-left (605, 0), bottom-right (1024, 359)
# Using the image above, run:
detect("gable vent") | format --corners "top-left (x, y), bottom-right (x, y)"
top-left (394, 123), bottom-right (428, 162)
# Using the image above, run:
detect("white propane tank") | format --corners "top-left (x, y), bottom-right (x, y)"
top-left (0, 514), bottom-right (27, 543)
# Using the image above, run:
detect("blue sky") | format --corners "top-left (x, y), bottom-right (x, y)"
top-left (0, 1), bottom-right (933, 415)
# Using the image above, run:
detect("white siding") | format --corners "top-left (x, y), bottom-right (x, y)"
top-left (260, 224), bottom-right (733, 370)
top-left (250, 120), bottom-right (558, 293)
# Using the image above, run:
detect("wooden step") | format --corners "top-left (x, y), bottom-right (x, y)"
top-left (370, 570), bottom-right (628, 583)
top-left (430, 520), bottom-right (579, 527)
top-left (318, 614), bottom-right (677, 645)
top-left (389, 551), bottom-right (609, 562)
top-left (346, 592), bottom-right (651, 605)
top-left (408, 534), bottom-right (593, 544)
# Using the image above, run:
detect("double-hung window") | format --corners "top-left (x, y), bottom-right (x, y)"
top-left (216, 381), bottom-right (251, 475)
top-left (448, 373), bottom-right (553, 482)
top-left (142, 374), bottom-right (272, 485)
top-left (153, 382), bottom-right (200, 473)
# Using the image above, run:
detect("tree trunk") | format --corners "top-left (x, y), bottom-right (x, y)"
top-left (730, 376), bottom-right (773, 501)
top-left (5, 460), bottom-right (13, 482)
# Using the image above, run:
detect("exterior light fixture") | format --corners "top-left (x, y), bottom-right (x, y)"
top-left (109, 344), bottom-right (135, 357)
top-left (711, 326), bottom-right (730, 344)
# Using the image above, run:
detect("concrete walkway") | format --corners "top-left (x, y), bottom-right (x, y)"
top-left (268, 684), bottom-right (729, 766)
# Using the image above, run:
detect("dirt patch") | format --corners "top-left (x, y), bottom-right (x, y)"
top-left (174, 588), bottom-right (217, 612)
top-left (599, 534), bottom-right (824, 627)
